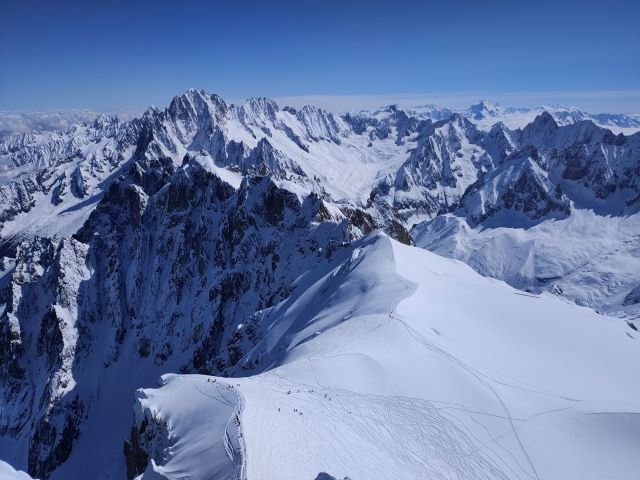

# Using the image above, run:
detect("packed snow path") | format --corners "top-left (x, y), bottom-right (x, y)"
top-left (135, 375), bottom-right (246, 480)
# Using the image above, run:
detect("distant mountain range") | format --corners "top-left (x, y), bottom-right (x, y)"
top-left (368, 99), bottom-right (640, 134)
top-left (1, 99), bottom-right (638, 141)
top-left (1, 89), bottom-right (639, 479)
top-left (0, 111), bottom-right (140, 140)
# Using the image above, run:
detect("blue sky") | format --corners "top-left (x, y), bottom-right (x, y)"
top-left (1, 0), bottom-right (639, 112)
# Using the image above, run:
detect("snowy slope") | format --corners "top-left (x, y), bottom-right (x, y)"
top-left (0, 115), bottom-right (140, 240)
top-left (1, 89), bottom-right (639, 479)
top-left (134, 233), bottom-right (640, 480)
top-left (0, 460), bottom-right (35, 480)
top-left (413, 210), bottom-right (640, 319)
top-left (132, 375), bottom-right (242, 480)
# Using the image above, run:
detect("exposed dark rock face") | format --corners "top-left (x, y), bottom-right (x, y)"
top-left (389, 220), bottom-right (414, 246)
top-left (460, 148), bottom-right (571, 225)
top-left (342, 207), bottom-right (376, 237)
top-left (0, 178), bottom-right (39, 224)
top-left (0, 236), bottom-right (91, 478)
top-left (123, 420), bottom-right (150, 479)
top-left (623, 285), bottom-right (640, 306)
top-left (313, 472), bottom-right (352, 480)
top-left (29, 397), bottom-right (84, 479)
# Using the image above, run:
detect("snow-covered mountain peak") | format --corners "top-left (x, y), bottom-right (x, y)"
top-left (237, 96), bottom-right (280, 121)
top-left (178, 87), bottom-right (226, 106)
top-left (519, 111), bottom-right (559, 146)
top-left (468, 99), bottom-right (503, 119)
top-left (440, 111), bottom-right (475, 133)
top-left (167, 88), bottom-right (228, 123)
top-left (89, 113), bottom-right (117, 128)
top-left (370, 104), bottom-right (401, 116)
top-left (412, 102), bottom-right (443, 111)
top-left (530, 110), bottom-right (558, 127)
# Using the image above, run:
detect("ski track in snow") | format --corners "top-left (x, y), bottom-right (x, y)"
top-left (235, 250), bottom-right (514, 479)
top-left (260, 374), bottom-right (513, 480)
top-left (389, 249), bottom-right (539, 480)
top-left (191, 379), bottom-right (247, 480)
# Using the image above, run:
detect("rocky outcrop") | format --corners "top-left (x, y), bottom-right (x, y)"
top-left (460, 147), bottom-right (570, 225)
top-left (623, 284), bottom-right (640, 306)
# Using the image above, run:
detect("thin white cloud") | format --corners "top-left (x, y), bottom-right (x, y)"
top-left (269, 90), bottom-right (640, 114)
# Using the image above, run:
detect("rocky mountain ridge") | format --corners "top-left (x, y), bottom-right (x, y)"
top-left (1, 88), bottom-right (639, 478)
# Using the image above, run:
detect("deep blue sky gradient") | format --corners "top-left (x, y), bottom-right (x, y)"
top-left (1, 0), bottom-right (639, 111)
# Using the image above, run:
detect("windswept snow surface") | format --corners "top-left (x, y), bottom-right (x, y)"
top-left (0, 460), bottom-right (35, 480)
top-left (413, 209), bottom-right (640, 319)
top-left (139, 233), bottom-right (640, 480)
top-left (135, 375), bottom-right (242, 480)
